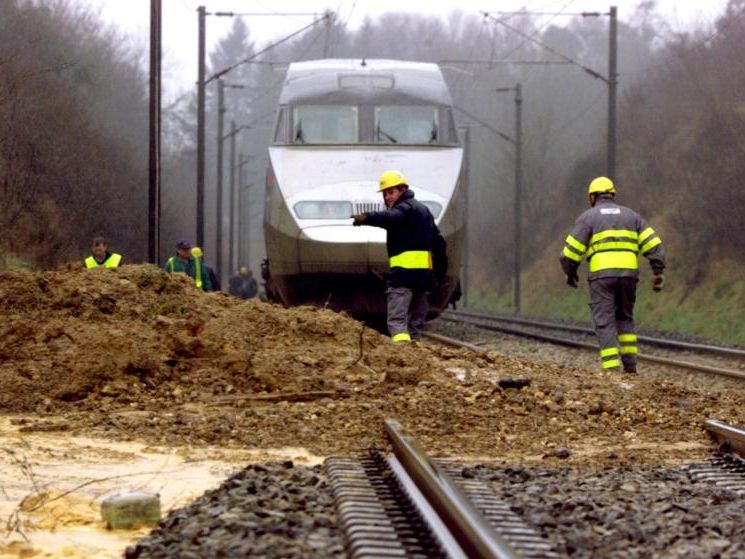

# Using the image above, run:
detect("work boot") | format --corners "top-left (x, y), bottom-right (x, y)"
top-left (622, 357), bottom-right (637, 374)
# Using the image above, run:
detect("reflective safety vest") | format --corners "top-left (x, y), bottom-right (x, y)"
top-left (389, 250), bottom-right (432, 270)
top-left (561, 200), bottom-right (664, 280)
top-left (85, 253), bottom-right (122, 269)
top-left (165, 256), bottom-right (203, 289)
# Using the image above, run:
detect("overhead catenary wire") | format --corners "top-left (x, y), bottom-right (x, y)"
top-left (483, 11), bottom-right (608, 83)
top-left (206, 13), bottom-right (330, 84)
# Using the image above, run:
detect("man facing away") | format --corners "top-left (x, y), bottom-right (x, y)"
top-left (164, 239), bottom-right (212, 291)
top-left (559, 176), bottom-right (665, 373)
top-left (352, 170), bottom-right (447, 343)
top-left (84, 236), bottom-right (122, 269)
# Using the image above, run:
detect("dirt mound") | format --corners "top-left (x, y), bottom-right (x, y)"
top-left (0, 266), bottom-right (448, 412)
top-left (1, 265), bottom-right (743, 465)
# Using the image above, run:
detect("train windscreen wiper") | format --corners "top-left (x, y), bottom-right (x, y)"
top-left (377, 125), bottom-right (398, 144)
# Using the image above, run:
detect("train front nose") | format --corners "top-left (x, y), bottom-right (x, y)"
top-left (297, 225), bottom-right (387, 274)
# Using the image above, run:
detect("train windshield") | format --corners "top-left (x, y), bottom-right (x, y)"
top-left (374, 106), bottom-right (438, 144)
top-left (292, 105), bottom-right (358, 144)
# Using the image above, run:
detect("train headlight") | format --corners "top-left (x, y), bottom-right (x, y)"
top-left (294, 201), bottom-right (353, 219)
top-left (422, 201), bottom-right (442, 219)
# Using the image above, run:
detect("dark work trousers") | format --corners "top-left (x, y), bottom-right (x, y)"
top-left (386, 286), bottom-right (429, 342)
top-left (589, 277), bottom-right (638, 371)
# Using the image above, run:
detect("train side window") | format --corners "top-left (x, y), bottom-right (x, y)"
top-left (273, 107), bottom-right (287, 144)
top-left (292, 105), bottom-right (358, 144)
top-left (374, 106), bottom-right (438, 144)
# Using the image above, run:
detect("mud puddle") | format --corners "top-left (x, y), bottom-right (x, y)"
top-left (0, 416), bottom-right (322, 558)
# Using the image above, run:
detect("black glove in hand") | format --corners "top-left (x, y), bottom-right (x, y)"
top-left (652, 273), bottom-right (665, 292)
top-left (566, 271), bottom-right (579, 288)
top-left (351, 214), bottom-right (366, 226)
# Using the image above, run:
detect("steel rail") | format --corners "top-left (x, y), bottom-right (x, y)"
top-left (427, 320), bottom-right (745, 380)
top-left (446, 310), bottom-right (745, 359)
top-left (384, 419), bottom-right (522, 559)
top-left (704, 419), bottom-right (745, 457)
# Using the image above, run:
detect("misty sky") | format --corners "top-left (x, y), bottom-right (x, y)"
top-left (81, 0), bottom-right (730, 97)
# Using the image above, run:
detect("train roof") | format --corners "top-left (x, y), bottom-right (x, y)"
top-left (278, 59), bottom-right (453, 106)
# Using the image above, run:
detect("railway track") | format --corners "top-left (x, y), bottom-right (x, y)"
top-left (687, 420), bottom-right (745, 494)
top-left (435, 309), bottom-right (745, 381)
top-left (327, 419), bottom-right (557, 559)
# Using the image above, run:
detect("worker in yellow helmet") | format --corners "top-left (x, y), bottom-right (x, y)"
top-left (352, 170), bottom-right (448, 343)
top-left (559, 177), bottom-right (665, 373)
top-left (84, 236), bottom-right (122, 269)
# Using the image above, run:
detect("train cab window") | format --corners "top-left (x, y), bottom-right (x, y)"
top-left (292, 105), bottom-right (358, 144)
top-left (374, 106), bottom-right (438, 144)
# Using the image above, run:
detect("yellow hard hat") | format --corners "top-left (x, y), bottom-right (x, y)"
top-left (588, 176), bottom-right (616, 195)
top-left (190, 246), bottom-right (203, 258)
top-left (378, 170), bottom-right (407, 192)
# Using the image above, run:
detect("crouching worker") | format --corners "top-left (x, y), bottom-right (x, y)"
top-left (164, 239), bottom-right (212, 291)
top-left (352, 170), bottom-right (447, 343)
top-left (84, 236), bottom-right (122, 268)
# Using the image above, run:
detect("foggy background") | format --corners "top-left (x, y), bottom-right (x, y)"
top-left (1, 0), bottom-right (743, 308)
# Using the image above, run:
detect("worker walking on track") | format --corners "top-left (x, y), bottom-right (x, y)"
top-left (560, 176), bottom-right (665, 373)
top-left (164, 239), bottom-right (212, 292)
top-left (352, 170), bottom-right (447, 343)
top-left (84, 236), bottom-right (122, 269)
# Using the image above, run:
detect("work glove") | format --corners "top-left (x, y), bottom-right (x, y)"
top-left (566, 271), bottom-right (579, 288)
top-left (652, 273), bottom-right (665, 292)
top-left (351, 214), bottom-right (366, 226)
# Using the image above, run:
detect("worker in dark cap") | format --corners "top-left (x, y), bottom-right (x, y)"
top-left (164, 239), bottom-right (212, 291)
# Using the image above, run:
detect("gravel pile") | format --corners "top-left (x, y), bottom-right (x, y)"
top-left (462, 463), bottom-right (745, 558)
top-left (125, 461), bottom-right (344, 559)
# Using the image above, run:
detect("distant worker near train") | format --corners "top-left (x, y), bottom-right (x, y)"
top-left (559, 176), bottom-right (665, 373)
top-left (164, 239), bottom-right (213, 291)
top-left (84, 236), bottom-right (122, 269)
top-left (352, 170), bottom-right (448, 343)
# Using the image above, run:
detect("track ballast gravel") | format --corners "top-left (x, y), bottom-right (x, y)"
top-left (125, 461), bottom-right (343, 559)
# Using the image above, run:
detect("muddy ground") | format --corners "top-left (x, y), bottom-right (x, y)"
top-left (1, 265), bottom-right (744, 556)
top-left (2, 265), bottom-right (743, 464)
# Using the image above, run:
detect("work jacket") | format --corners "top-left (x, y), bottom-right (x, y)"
top-left (164, 255), bottom-right (213, 291)
top-left (363, 189), bottom-right (447, 289)
top-left (560, 196), bottom-right (665, 281)
top-left (85, 252), bottom-right (122, 269)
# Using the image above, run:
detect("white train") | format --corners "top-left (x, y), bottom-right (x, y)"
top-left (263, 59), bottom-right (464, 321)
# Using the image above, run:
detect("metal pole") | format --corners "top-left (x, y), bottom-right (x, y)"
top-left (148, 0), bottom-right (161, 264)
top-left (460, 126), bottom-right (470, 308)
top-left (229, 120), bottom-right (237, 275)
top-left (196, 6), bottom-right (206, 248)
top-left (216, 79), bottom-right (225, 282)
top-left (607, 5), bottom-right (617, 180)
top-left (514, 83), bottom-right (523, 315)
top-left (237, 153), bottom-right (245, 268)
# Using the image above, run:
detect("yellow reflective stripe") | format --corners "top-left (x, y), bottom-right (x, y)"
top-left (84, 256), bottom-right (98, 269)
top-left (105, 253), bottom-right (122, 268)
top-left (620, 346), bottom-right (638, 355)
top-left (389, 251), bottom-right (432, 269)
top-left (590, 229), bottom-right (638, 244)
top-left (565, 235), bottom-right (586, 253)
top-left (600, 347), bottom-right (619, 358)
top-left (618, 333), bottom-right (637, 343)
top-left (166, 257), bottom-right (174, 272)
top-left (602, 358), bottom-right (621, 369)
top-left (562, 246), bottom-right (582, 262)
top-left (392, 332), bottom-right (411, 342)
top-left (638, 227), bottom-right (655, 243)
top-left (589, 251), bottom-right (638, 272)
top-left (640, 236), bottom-right (662, 254)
